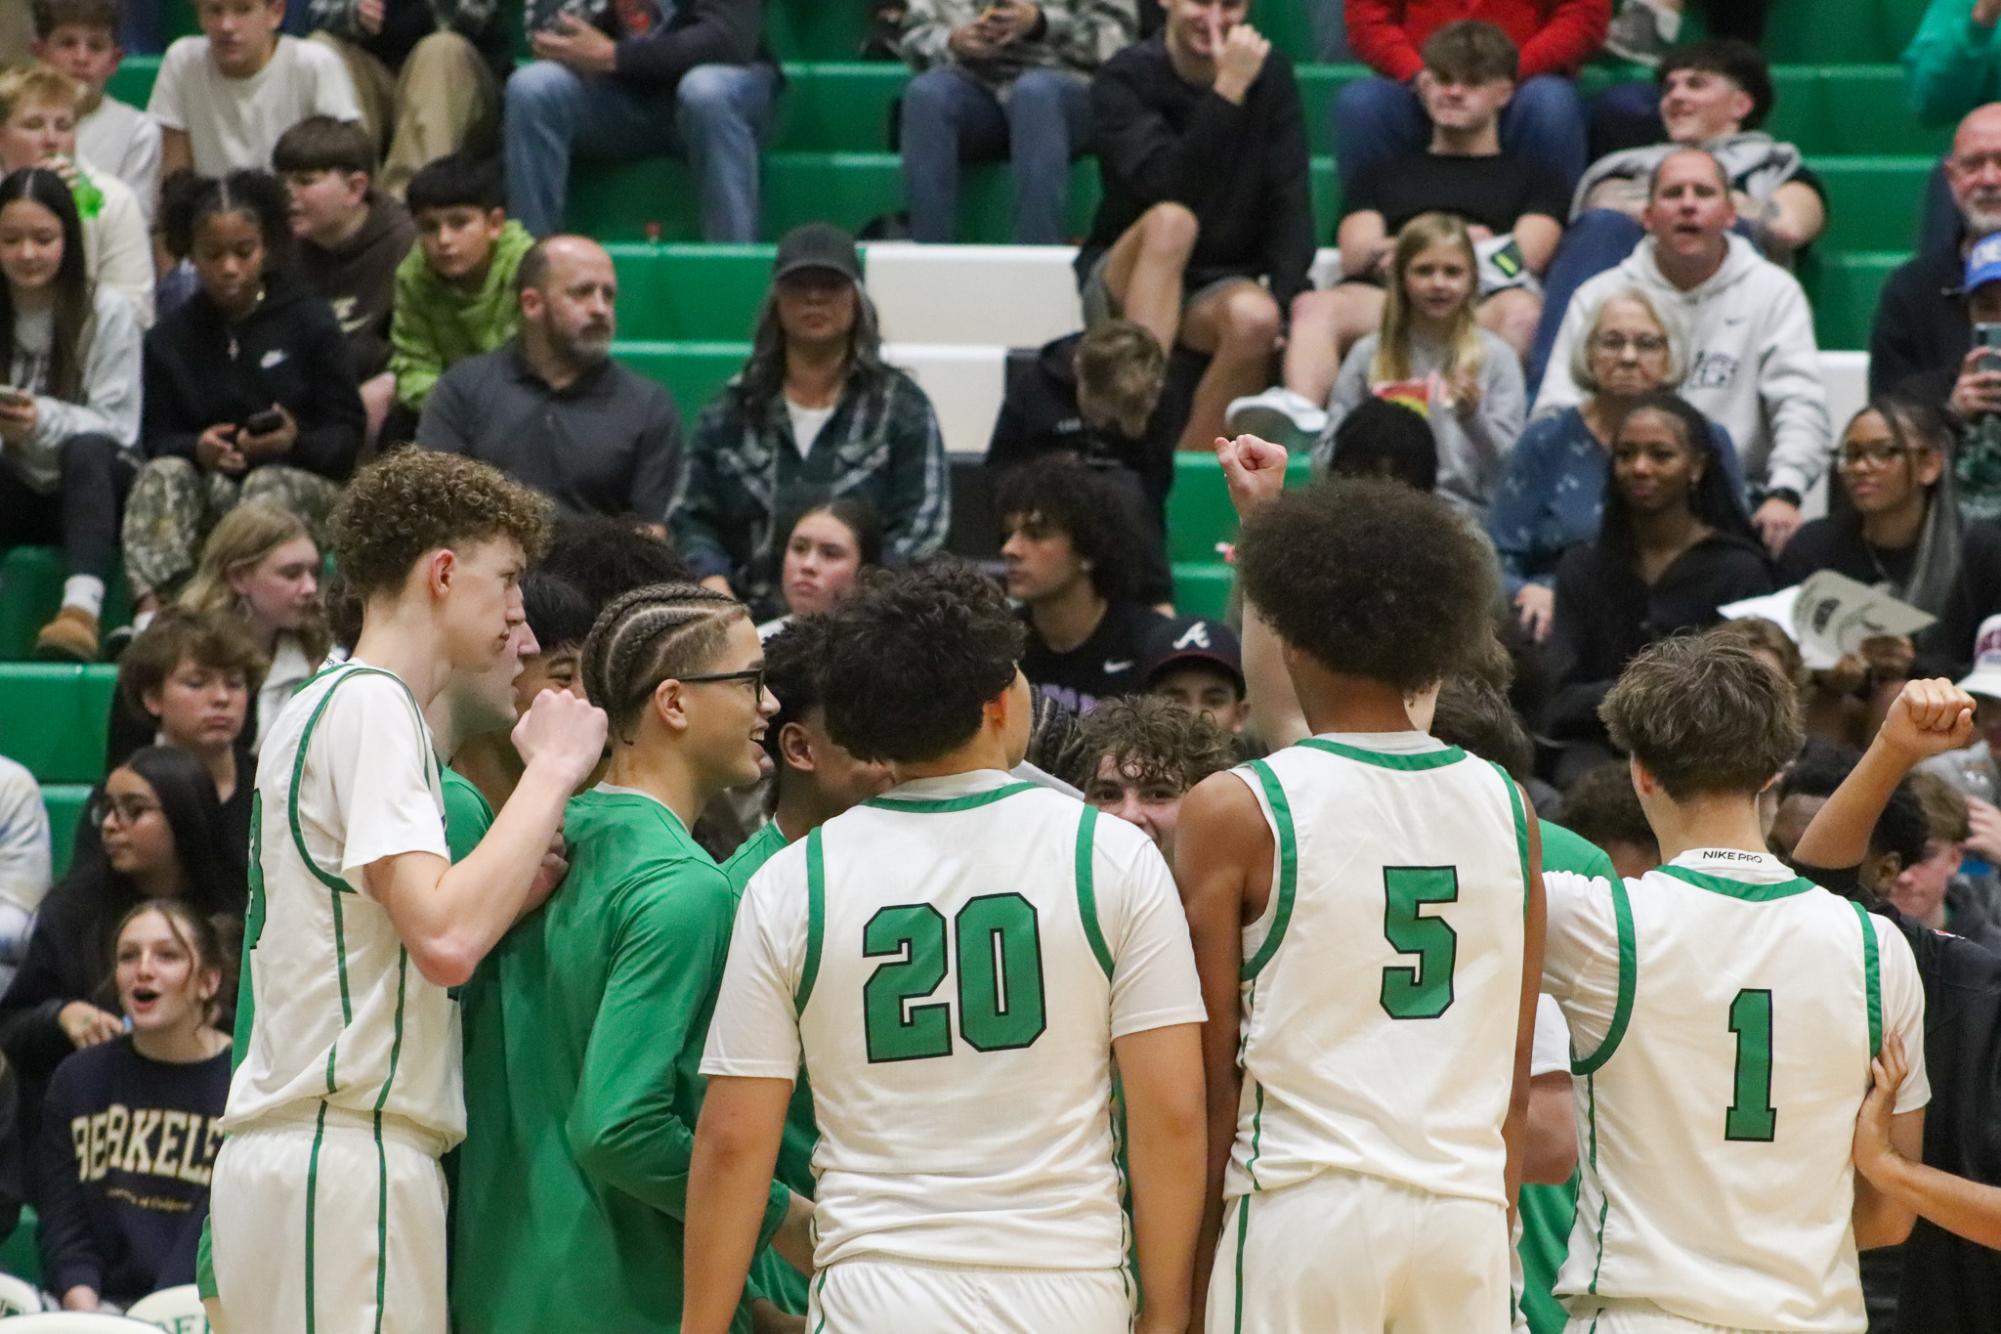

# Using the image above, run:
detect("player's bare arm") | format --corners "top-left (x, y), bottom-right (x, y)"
top-left (1172, 770), bottom-right (1270, 1330)
top-left (1793, 679), bottom-right (1975, 870)
top-left (1114, 1021), bottom-right (1207, 1334)
top-left (1857, 1034), bottom-right (1997, 1247)
top-left (369, 688), bottom-right (606, 985)
top-left (683, 1075), bottom-right (813, 1334)
top-left (1523, 1070), bottom-right (1577, 1185)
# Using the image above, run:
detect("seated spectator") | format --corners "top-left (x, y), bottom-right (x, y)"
top-left (0, 165), bottom-right (141, 662)
top-left (0, 746), bottom-right (243, 1199)
top-left (1491, 284), bottom-right (1742, 643)
top-left (1537, 147), bottom-right (1830, 554)
top-left (1139, 613), bottom-right (1248, 736)
top-left (1251, 20), bottom-right (1565, 424)
top-left (1067, 691), bottom-right (1235, 863)
top-left (672, 224), bottom-right (948, 618)
top-left (147, 0), bottom-right (360, 179)
top-left (1929, 518), bottom-right (2001, 677)
top-left (305, 0), bottom-right (504, 196)
top-left (1076, 0), bottom-right (1310, 451)
top-left (417, 234), bottom-right (684, 527)
top-left (38, 898), bottom-right (230, 1314)
top-left (1899, 770), bottom-right (2001, 951)
top-left (502, 0), bottom-right (777, 242)
top-left (275, 116), bottom-right (413, 448)
top-left (1920, 613), bottom-right (2001, 802)
top-left (1312, 212), bottom-right (1525, 520)
top-left (0, 64), bottom-right (152, 325)
top-left (898, 0), bottom-right (1133, 244)
top-left (31, 0), bottom-right (161, 219)
top-left (998, 454), bottom-right (1165, 713)
top-left (757, 496), bottom-right (882, 638)
top-left (1544, 391), bottom-right (1772, 780)
top-left (1529, 38), bottom-right (1829, 390)
top-left (1321, 395), bottom-right (1439, 489)
top-left (1871, 104), bottom-right (2001, 399)
top-left (178, 504), bottom-right (328, 751)
top-left (388, 152), bottom-right (531, 429)
top-left (986, 319), bottom-right (1175, 604)
top-left (125, 170), bottom-right (363, 614)
top-left (1907, 0), bottom-right (2001, 132)
top-left (1555, 758), bottom-right (1658, 878)
top-left (1918, 235), bottom-right (2001, 525)
top-left (0, 753), bottom-right (51, 991)
top-left (1781, 399), bottom-right (1962, 614)
top-left (1337, 0), bottom-right (1606, 196)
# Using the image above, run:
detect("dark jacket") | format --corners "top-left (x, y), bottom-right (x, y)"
top-left (1077, 36), bottom-right (1315, 309)
top-left (1931, 519), bottom-right (2001, 675)
top-left (298, 191), bottom-right (417, 382)
top-left (141, 273), bottom-right (366, 481)
top-left (1870, 240), bottom-right (1966, 400)
top-left (605, 0), bottom-right (775, 89)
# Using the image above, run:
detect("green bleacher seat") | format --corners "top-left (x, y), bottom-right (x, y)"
top-left (0, 1208), bottom-right (38, 1287)
top-left (1165, 454), bottom-right (1316, 566)
top-left (609, 244), bottom-right (776, 341)
top-left (44, 785), bottom-right (90, 882)
top-left (0, 549), bottom-right (133, 662)
top-left (0, 665), bottom-right (117, 785)
top-left (1172, 563), bottom-right (1235, 620)
top-left (1813, 157), bottom-right (1936, 253)
top-left (1800, 250), bottom-right (1903, 352)
top-left (611, 340), bottom-right (752, 414)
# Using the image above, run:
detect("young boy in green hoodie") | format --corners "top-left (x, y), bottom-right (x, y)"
top-left (387, 152), bottom-right (531, 439)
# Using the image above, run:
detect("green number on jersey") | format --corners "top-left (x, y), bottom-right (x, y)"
top-left (244, 792), bottom-right (267, 952)
top-left (1380, 866), bottom-right (1459, 1020)
top-left (863, 893), bottom-right (1048, 1062)
top-left (1726, 988), bottom-right (1777, 1141)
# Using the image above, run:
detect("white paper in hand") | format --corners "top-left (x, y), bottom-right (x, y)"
top-left (1721, 572), bottom-right (1935, 671)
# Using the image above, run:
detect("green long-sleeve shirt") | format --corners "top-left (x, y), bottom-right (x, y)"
top-left (453, 785), bottom-right (789, 1332)
top-left (1904, 0), bottom-right (2001, 127)
top-left (388, 218), bottom-right (533, 411)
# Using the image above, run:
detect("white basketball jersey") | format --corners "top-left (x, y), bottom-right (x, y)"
top-left (222, 662), bottom-right (463, 1147)
top-left (703, 770), bottom-right (1205, 1273)
top-left (1546, 852), bottom-right (1930, 1332)
top-left (1225, 733), bottom-right (1529, 1207)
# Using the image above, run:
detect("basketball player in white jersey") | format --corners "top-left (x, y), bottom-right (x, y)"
top-left (685, 558), bottom-right (1208, 1334)
top-left (1542, 631), bottom-right (1928, 1333)
top-left (1176, 470), bottom-right (1545, 1333)
top-left (204, 451), bottom-right (607, 1334)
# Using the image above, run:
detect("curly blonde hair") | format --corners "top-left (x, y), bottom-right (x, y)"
top-left (329, 452), bottom-right (552, 601)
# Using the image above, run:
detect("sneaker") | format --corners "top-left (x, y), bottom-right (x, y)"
top-left (33, 607), bottom-right (100, 662)
top-left (1603, 0), bottom-right (1679, 66)
top-left (1226, 387), bottom-right (1329, 444)
top-left (103, 621), bottom-right (138, 661)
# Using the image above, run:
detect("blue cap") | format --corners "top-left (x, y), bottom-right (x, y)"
top-left (1967, 232), bottom-right (2001, 292)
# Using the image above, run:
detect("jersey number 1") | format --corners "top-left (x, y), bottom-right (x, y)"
top-left (1726, 988), bottom-right (1777, 1141)
top-left (1380, 866), bottom-right (1459, 1020)
top-left (863, 893), bottom-right (1048, 1062)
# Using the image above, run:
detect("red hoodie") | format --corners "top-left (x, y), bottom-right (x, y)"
top-left (1346, 0), bottom-right (1610, 82)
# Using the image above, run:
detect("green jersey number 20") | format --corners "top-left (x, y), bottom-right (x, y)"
top-left (863, 892), bottom-right (1048, 1062)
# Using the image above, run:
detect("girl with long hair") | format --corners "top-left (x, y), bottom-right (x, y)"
top-left (757, 496), bottom-right (885, 637)
top-left (1315, 211), bottom-right (1525, 519)
top-left (0, 165), bottom-right (142, 661)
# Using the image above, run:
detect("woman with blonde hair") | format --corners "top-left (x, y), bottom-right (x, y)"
top-left (1314, 211), bottom-right (1525, 520)
top-left (1488, 284), bottom-right (1745, 642)
top-left (178, 503), bottom-right (327, 751)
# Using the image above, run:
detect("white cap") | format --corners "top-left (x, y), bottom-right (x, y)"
top-left (1958, 613), bottom-right (2001, 700)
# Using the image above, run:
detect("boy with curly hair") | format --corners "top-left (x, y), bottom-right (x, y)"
top-left (202, 449), bottom-right (607, 1334)
top-left (1070, 693), bottom-right (1238, 863)
top-left (1177, 452), bottom-right (1545, 1331)
top-left (686, 558), bottom-right (1206, 1334)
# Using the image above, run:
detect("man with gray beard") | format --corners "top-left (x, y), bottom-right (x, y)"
top-left (1871, 103), bottom-right (2001, 397)
top-left (417, 233), bottom-right (684, 531)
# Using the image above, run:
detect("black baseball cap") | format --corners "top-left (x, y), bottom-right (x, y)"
top-left (774, 222), bottom-right (863, 283)
top-left (1142, 617), bottom-right (1245, 692)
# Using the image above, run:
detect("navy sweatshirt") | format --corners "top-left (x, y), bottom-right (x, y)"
top-left (37, 1038), bottom-right (229, 1304)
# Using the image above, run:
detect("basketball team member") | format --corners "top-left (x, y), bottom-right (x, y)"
top-left (1177, 469), bottom-right (1545, 1332)
top-left (1542, 632), bottom-right (1929, 1332)
top-left (204, 452), bottom-right (608, 1334)
top-left (685, 559), bottom-right (1208, 1334)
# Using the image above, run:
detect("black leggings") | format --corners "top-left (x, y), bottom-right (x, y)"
top-left (0, 433), bottom-right (135, 581)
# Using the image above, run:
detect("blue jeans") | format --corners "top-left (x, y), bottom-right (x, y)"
top-left (504, 60), bottom-right (779, 242)
top-left (1587, 80), bottom-right (1666, 160)
top-left (1332, 73), bottom-right (1589, 195)
top-left (901, 66), bottom-right (1091, 244)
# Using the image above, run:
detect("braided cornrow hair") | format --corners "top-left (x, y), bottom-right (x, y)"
top-left (582, 582), bottom-right (747, 743)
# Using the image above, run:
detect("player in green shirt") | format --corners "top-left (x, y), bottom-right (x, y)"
top-left (453, 583), bottom-right (813, 1332)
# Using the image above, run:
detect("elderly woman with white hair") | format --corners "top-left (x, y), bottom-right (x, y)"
top-left (1486, 285), bottom-right (1745, 642)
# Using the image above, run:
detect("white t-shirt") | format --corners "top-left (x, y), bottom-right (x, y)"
top-left (78, 97), bottom-right (162, 224)
top-left (148, 35), bottom-right (361, 177)
top-left (785, 397), bottom-right (836, 458)
top-left (78, 160), bottom-right (153, 329)
top-left (0, 755), bottom-right (50, 917)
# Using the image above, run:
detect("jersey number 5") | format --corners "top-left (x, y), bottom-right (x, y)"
top-left (863, 893), bottom-right (1048, 1063)
top-left (1381, 866), bottom-right (1459, 1020)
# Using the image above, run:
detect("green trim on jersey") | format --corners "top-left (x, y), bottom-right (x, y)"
top-left (304, 1100), bottom-right (328, 1331)
top-left (1656, 864), bottom-right (1817, 902)
top-left (796, 829), bottom-right (826, 1013)
top-left (1584, 1074), bottom-right (1610, 1297)
top-left (1854, 900), bottom-right (1883, 1057)
top-left (1246, 1081), bottom-right (1267, 1191)
top-left (864, 781), bottom-right (1036, 814)
top-left (810, 1271), bottom-right (828, 1333)
top-left (1297, 737), bottom-right (1467, 770)
top-left (1240, 760), bottom-right (1297, 982)
top-left (1492, 761), bottom-right (1530, 912)
top-left (1074, 806), bottom-right (1114, 981)
top-left (1232, 1194), bottom-right (1251, 1333)
top-left (1571, 874), bottom-right (1636, 1077)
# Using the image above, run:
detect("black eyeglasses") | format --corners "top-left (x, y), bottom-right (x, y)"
top-left (1838, 443), bottom-right (1920, 470)
top-left (91, 795), bottom-right (161, 827)
top-left (624, 666), bottom-right (766, 715)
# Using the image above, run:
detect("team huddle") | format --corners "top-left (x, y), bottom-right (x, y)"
top-left (193, 436), bottom-right (1950, 1334)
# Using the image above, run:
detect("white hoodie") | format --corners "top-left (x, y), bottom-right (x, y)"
top-left (1533, 233), bottom-right (1830, 498)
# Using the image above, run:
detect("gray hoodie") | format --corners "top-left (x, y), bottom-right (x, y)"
top-left (1533, 233), bottom-right (1830, 499)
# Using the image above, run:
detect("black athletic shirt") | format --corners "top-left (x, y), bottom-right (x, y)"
top-left (1344, 150), bottom-right (1570, 237)
top-left (1020, 600), bottom-right (1167, 716)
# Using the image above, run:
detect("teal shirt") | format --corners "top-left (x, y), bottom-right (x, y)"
top-left (441, 767), bottom-right (495, 862)
top-left (454, 787), bottom-right (788, 1332)
top-left (1905, 0), bottom-right (2001, 125)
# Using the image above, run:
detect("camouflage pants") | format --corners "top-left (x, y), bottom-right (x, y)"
top-left (122, 457), bottom-right (342, 599)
